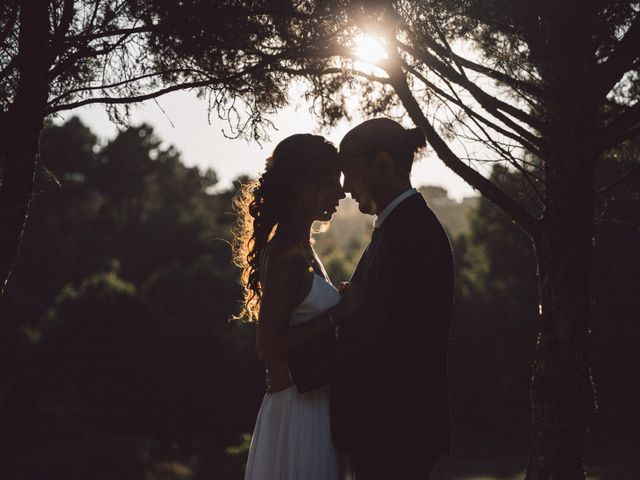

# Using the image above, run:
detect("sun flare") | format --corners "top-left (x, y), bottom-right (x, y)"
top-left (353, 33), bottom-right (388, 63)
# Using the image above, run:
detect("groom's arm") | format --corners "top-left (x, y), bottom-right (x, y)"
top-left (288, 328), bottom-right (337, 393)
top-left (288, 285), bottom-right (361, 393)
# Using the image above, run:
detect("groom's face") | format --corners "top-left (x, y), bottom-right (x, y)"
top-left (340, 153), bottom-right (378, 215)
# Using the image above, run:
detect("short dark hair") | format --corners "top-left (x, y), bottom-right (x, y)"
top-left (339, 118), bottom-right (426, 172)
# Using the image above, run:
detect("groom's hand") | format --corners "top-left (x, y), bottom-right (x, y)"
top-left (332, 281), bottom-right (366, 325)
top-left (265, 359), bottom-right (293, 393)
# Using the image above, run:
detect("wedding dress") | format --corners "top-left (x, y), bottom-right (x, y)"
top-left (244, 271), bottom-right (344, 480)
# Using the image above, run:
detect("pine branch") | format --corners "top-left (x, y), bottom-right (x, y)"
top-left (404, 61), bottom-right (542, 156)
top-left (595, 163), bottom-right (640, 198)
top-left (387, 63), bottom-right (540, 237)
top-left (0, 1), bottom-right (18, 47)
top-left (434, 71), bottom-right (546, 206)
top-left (595, 16), bottom-right (640, 99)
top-left (601, 101), bottom-right (640, 149)
top-left (396, 40), bottom-right (546, 147)
top-left (47, 68), bottom-right (212, 106)
top-left (405, 22), bottom-right (543, 99)
top-left (52, 0), bottom-right (76, 45)
top-left (0, 56), bottom-right (17, 82)
top-left (46, 54), bottom-right (282, 114)
top-left (65, 25), bottom-right (158, 42)
top-left (46, 80), bottom-right (214, 113)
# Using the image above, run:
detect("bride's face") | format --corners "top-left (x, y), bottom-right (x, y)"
top-left (296, 165), bottom-right (345, 222)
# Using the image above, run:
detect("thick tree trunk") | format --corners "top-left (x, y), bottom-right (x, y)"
top-left (0, 0), bottom-right (50, 295)
top-left (526, 145), bottom-right (598, 479)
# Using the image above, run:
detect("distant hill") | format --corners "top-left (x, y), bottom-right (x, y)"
top-left (418, 186), bottom-right (479, 238)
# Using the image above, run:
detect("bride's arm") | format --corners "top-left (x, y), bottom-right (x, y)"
top-left (255, 243), bottom-right (342, 363)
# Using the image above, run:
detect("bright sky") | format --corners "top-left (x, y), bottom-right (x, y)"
top-left (58, 89), bottom-right (477, 201)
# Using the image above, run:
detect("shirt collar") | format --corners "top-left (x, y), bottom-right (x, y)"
top-left (373, 188), bottom-right (418, 229)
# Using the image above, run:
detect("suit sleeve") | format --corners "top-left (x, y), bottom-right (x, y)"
top-left (288, 321), bottom-right (336, 393)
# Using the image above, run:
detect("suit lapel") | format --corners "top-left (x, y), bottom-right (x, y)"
top-left (349, 227), bottom-right (383, 283)
top-left (348, 193), bottom-right (424, 283)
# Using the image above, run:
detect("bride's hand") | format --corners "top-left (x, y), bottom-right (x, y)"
top-left (265, 359), bottom-right (293, 393)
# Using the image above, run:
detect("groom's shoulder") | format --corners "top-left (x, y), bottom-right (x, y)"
top-left (392, 193), bottom-right (439, 232)
top-left (390, 195), bottom-right (451, 248)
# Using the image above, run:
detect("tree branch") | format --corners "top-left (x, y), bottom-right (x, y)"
top-left (595, 163), bottom-right (640, 198)
top-left (595, 16), bottom-right (640, 98)
top-left (49, 27), bottom-right (137, 79)
top-left (387, 64), bottom-right (540, 237)
top-left (601, 101), bottom-right (640, 149)
top-left (404, 22), bottom-right (544, 99)
top-left (50, 0), bottom-right (76, 55)
top-left (46, 51), bottom-right (283, 114)
top-left (403, 61), bottom-right (542, 156)
top-left (0, 56), bottom-right (17, 82)
top-left (55, 0), bottom-right (75, 39)
top-left (396, 40), bottom-right (546, 148)
top-left (0, 1), bottom-right (18, 47)
top-left (46, 80), bottom-right (214, 114)
top-left (64, 25), bottom-right (157, 42)
top-left (47, 68), bottom-right (211, 106)
top-left (432, 68), bottom-right (546, 206)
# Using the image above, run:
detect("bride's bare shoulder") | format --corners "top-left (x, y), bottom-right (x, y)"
top-left (259, 237), bottom-right (309, 284)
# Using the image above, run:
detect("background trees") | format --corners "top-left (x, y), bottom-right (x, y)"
top-left (1, 117), bottom-right (637, 479)
top-left (0, 117), bottom-right (264, 478)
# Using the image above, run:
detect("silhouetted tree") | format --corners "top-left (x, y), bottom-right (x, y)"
top-left (451, 152), bottom-right (639, 471)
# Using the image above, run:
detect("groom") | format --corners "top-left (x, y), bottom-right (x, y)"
top-left (287, 118), bottom-right (453, 479)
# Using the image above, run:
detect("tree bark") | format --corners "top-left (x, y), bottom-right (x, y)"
top-left (0, 0), bottom-right (51, 295)
top-left (526, 143), bottom-right (598, 479)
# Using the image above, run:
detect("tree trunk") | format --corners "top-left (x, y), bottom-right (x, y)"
top-left (526, 145), bottom-right (598, 479)
top-left (0, 0), bottom-right (50, 295)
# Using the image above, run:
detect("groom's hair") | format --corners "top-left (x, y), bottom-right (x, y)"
top-left (339, 118), bottom-right (426, 174)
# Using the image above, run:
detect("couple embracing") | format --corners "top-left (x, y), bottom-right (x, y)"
top-left (233, 118), bottom-right (454, 480)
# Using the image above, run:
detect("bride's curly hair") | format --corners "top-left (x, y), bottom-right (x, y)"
top-left (232, 134), bottom-right (338, 322)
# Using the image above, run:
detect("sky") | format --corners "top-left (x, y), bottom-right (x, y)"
top-left (57, 89), bottom-right (478, 201)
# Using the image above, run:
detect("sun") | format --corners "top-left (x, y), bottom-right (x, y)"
top-left (353, 33), bottom-right (388, 64)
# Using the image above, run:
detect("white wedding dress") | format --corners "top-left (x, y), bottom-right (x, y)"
top-left (244, 271), bottom-right (344, 480)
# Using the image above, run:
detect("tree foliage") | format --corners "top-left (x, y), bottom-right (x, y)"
top-left (0, 118), bottom-right (264, 478)
top-left (0, 0), bottom-right (292, 132)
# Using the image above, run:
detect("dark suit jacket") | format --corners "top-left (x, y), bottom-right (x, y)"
top-left (289, 193), bottom-right (453, 457)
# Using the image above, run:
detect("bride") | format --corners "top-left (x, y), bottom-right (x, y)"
top-left (233, 133), bottom-right (357, 480)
